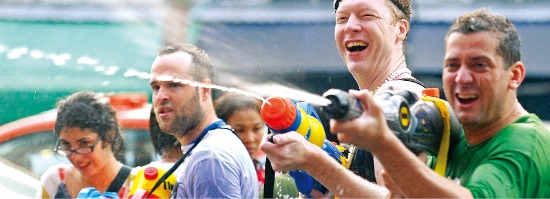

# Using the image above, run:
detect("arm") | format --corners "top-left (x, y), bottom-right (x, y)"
top-left (261, 132), bottom-right (389, 198)
top-left (330, 89), bottom-right (472, 198)
top-left (36, 164), bottom-right (66, 199)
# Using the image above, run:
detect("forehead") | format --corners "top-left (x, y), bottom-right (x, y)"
top-left (337, 0), bottom-right (389, 12)
top-left (150, 52), bottom-right (193, 81)
top-left (445, 31), bottom-right (500, 58)
top-left (58, 127), bottom-right (97, 140)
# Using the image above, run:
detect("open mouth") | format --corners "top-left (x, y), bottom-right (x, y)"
top-left (346, 41), bottom-right (368, 52)
top-left (158, 106), bottom-right (173, 117)
top-left (457, 94), bottom-right (478, 104)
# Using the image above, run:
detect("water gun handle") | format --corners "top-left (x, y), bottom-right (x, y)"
top-left (77, 187), bottom-right (119, 199)
top-left (128, 166), bottom-right (176, 199)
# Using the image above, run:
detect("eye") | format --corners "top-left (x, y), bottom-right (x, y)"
top-left (336, 16), bottom-right (348, 24)
top-left (362, 14), bottom-right (377, 21)
top-left (234, 128), bottom-right (245, 134)
top-left (445, 62), bottom-right (459, 70)
top-left (169, 82), bottom-right (180, 88)
top-left (151, 85), bottom-right (160, 91)
top-left (60, 141), bottom-right (71, 149)
top-left (475, 62), bottom-right (488, 68)
top-left (80, 140), bottom-right (92, 147)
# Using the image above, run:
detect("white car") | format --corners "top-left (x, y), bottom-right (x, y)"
top-left (0, 158), bottom-right (40, 198)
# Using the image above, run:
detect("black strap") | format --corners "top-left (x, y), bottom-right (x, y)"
top-left (145, 121), bottom-right (234, 199)
top-left (106, 165), bottom-right (132, 193)
top-left (263, 156), bottom-right (275, 199)
top-left (397, 77), bottom-right (427, 88)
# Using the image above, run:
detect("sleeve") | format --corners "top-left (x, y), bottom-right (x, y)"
top-left (186, 158), bottom-right (242, 198)
top-left (36, 164), bottom-right (65, 199)
top-left (464, 151), bottom-right (531, 198)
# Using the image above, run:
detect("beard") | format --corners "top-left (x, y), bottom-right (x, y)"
top-left (158, 88), bottom-right (205, 138)
top-left (171, 103), bottom-right (204, 138)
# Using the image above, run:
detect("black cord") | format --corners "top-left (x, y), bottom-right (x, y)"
top-left (264, 157), bottom-right (275, 199)
top-left (145, 130), bottom-right (208, 199)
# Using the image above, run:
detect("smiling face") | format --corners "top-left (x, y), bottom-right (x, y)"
top-left (334, 0), bottom-right (406, 89)
top-left (443, 31), bottom-right (515, 130)
top-left (226, 108), bottom-right (265, 156)
top-left (150, 52), bottom-right (204, 138)
top-left (57, 128), bottom-right (110, 177)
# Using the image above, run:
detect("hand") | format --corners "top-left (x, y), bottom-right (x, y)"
top-left (329, 89), bottom-right (393, 153)
top-left (260, 131), bottom-right (323, 172)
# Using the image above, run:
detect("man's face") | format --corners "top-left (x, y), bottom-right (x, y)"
top-left (443, 31), bottom-right (513, 130)
top-left (150, 52), bottom-right (204, 137)
top-left (334, 0), bottom-right (402, 86)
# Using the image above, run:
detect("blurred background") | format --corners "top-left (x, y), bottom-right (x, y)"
top-left (0, 0), bottom-right (549, 197)
top-left (1, 0), bottom-right (549, 125)
top-left (0, 0), bottom-right (550, 124)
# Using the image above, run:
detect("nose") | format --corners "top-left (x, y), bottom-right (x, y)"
top-left (344, 15), bottom-right (361, 33)
top-left (455, 65), bottom-right (473, 84)
top-left (67, 151), bottom-right (83, 161)
top-left (241, 132), bottom-right (254, 144)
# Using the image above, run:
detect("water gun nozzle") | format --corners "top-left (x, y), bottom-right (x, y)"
top-left (261, 96), bottom-right (298, 131)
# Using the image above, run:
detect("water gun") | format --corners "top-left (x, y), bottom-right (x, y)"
top-left (322, 88), bottom-right (462, 176)
top-left (260, 96), bottom-right (347, 197)
top-left (77, 187), bottom-right (119, 199)
top-left (128, 166), bottom-right (176, 199)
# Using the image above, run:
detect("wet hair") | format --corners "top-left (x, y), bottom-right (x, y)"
top-left (333, 0), bottom-right (412, 22)
top-left (149, 108), bottom-right (181, 156)
top-left (54, 91), bottom-right (123, 154)
top-left (214, 93), bottom-right (262, 123)
top-left (445, 8), bottom-right (521, 69)
top-left (157, 44), bottom-right (214, 82)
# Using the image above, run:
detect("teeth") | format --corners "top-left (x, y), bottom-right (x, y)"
top-left (347, 41), bottom-right (367, 48)
top-left (458, 94), bottom-right (477, 99)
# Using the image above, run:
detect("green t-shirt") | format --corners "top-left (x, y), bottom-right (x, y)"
top-left (445, 114), bottom-right (550, 198)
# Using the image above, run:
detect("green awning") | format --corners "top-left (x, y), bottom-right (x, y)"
top-left (0, 20), bottom-right (162, 124)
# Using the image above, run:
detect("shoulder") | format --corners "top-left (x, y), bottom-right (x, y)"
top-left (376, 79), bottom-right (426, 97)
top-left (38, 164), bottom-right (71, 198)
top-left (498, 114), bottom-right (550, 146)
top-left (41, 163), bottom-right (71, 183)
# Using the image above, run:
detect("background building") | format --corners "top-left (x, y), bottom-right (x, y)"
top-left (1, 0), bottom-right (549, 124)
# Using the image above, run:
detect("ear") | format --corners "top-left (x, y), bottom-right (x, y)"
top-left (397, 19), bottom-right (409, 42)
top-left (508, 61), bottom-right (525, 90)
top-left (200, 78), bottom-right (212, 101)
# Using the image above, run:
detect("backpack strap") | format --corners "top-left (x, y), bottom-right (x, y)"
top-left (106, 165), bottom-right (132, 193)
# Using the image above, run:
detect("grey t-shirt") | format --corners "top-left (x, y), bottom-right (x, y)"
top-left (174, 126), bottom-right (258, 198)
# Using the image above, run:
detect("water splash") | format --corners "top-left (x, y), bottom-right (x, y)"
top-left (2, 43), bottom-right (331, 107)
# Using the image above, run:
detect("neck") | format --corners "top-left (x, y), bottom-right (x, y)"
top-left (161, 147), bottom-right (183, 163)
top-left (361, 55), bottom-right (407, 90)
top-left (83, 159), bottom-right (122, 192)
top-left (177, 115), bottom-right (219, 145)
top-left (464, 100), bottom-right (528, 145)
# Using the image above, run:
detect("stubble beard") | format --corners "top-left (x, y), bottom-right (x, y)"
top-left (168, 91), bottom-right (204, 138)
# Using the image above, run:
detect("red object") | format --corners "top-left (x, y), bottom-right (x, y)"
top-left (260, 96), bottom-right (296, 130)
top-left (422, 88), bottom-right (440, 98)
top-left (144, 167), bottom-right (158, 180)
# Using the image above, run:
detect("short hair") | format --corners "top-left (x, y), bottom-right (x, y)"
top-left (333, 0), bottom-right (412, 22)
top-left (157, 44), bottom-right (214, 82)
top-left (445, 8), bottom-right (521, 69)
top-left (54, 92), bottom-right (123, 153)
top-left (214, 93), bottom-right (262, 123)
top-left (149, 108), bottom-right (181, 156)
